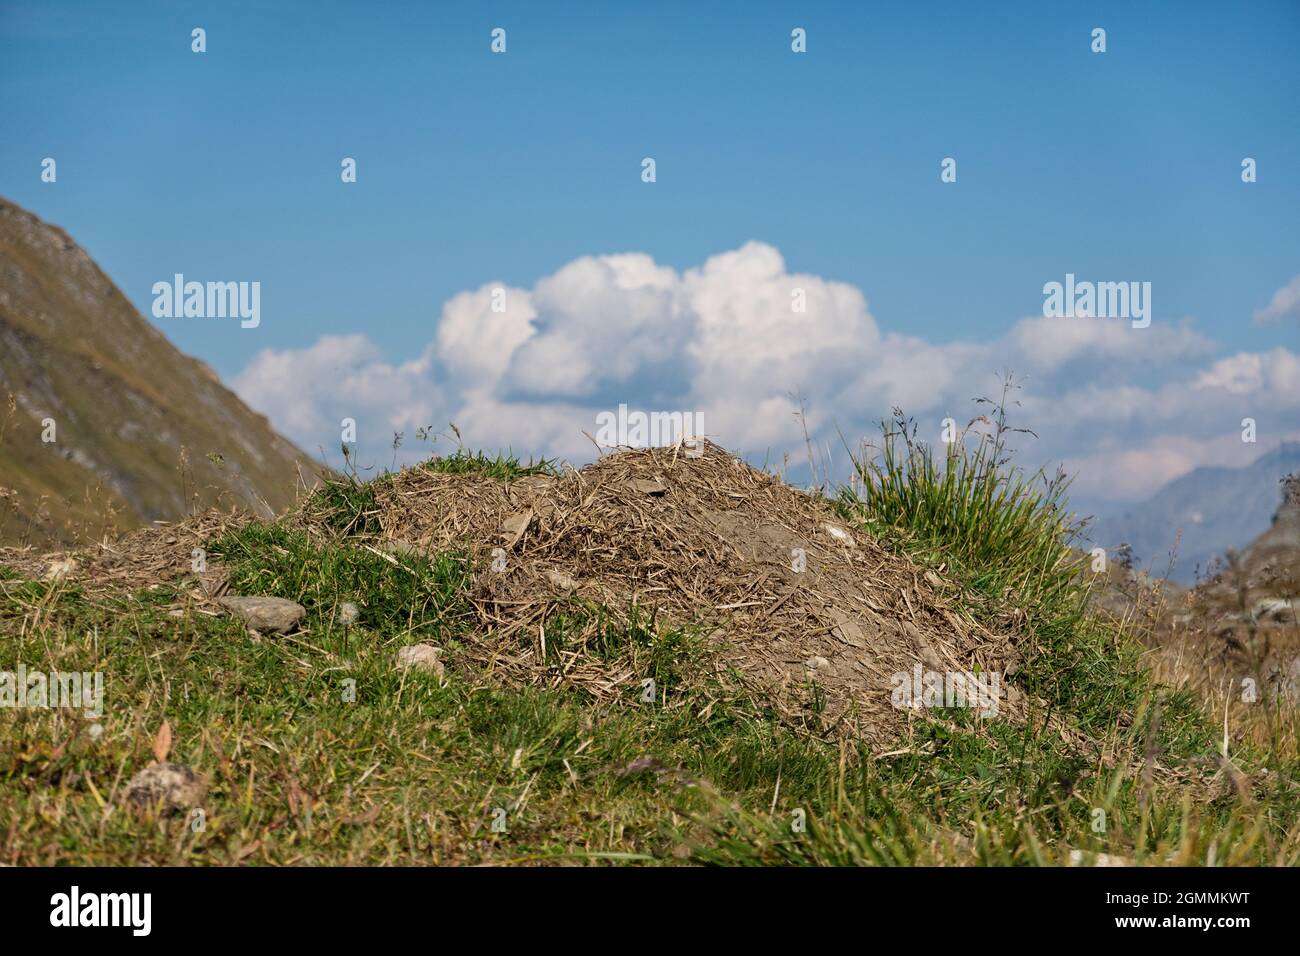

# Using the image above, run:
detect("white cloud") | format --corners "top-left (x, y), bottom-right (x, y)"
top-left (1253, 274), bottom-right (1300, 323)
top-left (1009, 313), bottom-right (1215, 371)
top-left (230, 244), bottom-right (1300, 504)
top-left (1193, 348), bottom-right (1300, 403)
top-left (233, 334), bottom-right (444, 461)
top-left (436, 283), bottom-right (536, 385)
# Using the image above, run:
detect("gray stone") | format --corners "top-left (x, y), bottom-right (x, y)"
top-left (396, 643), bottom-right (444, 675)
top-left (218, 595), bottom-right (305, 634)
top-left (378, 539), bottom-right (422, 558)
top-left (545, 569), bottom-right (577, 593)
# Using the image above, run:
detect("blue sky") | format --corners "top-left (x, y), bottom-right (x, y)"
top-left (2, 0), bottom-right (1298, 513)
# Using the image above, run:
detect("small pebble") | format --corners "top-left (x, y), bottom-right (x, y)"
top-left (396, 643), bottom-right (444, 676)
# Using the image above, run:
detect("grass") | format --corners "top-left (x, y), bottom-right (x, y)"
top-left (208, 523), bottom-right (472, 639)
top-left (0, 568), bottom-right (842, 864)
top-left (1, 423), bottom-right (1297, 865)
top-left (418, 449), bottom-right (559, 481)
top-left (838, 395), bottom-right (1196, 740)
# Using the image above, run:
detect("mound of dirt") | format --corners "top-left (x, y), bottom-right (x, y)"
top-left (354, 442), bottom-right (1027, 744)
top-left (2, 443), bottom-right (1033, 747)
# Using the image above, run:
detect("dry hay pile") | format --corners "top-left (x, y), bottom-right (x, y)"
top-left (361, 442), bottom-right (1028, 745)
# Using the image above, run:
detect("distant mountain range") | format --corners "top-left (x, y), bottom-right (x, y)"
top-left (1085, 441), bottom-right (1300, 584)
top-left (0, 197), bottom-right (318, 548)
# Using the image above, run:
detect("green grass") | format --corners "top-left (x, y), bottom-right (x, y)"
top-left (537, 604), bottom-right (700, 695)
top-left (1, 414), bottom-right (1297, 865)
top-left (0, 563), bottom-right (844, 864)
top-left (418, 449), bottom-right (559, 481)
top-left (836, 399), bottom-right (1206, 744)
top-left (208, 523), bottom-right (472, 639)
top-left (303, 477), bottom-right (382, 536)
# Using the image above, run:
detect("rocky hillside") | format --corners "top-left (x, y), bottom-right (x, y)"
top-left (1086, 442), bottom-right (1300, 584)
top-left (0, 197), bottom-right (317, 547)
top-left (1089, 473), bottom-right (1300, 704)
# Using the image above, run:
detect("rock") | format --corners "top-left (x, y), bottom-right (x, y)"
top-left (499, 509), bottom-right (534, 549)
top-left (830, 611), bottom-right (867, 648)
top-left (338, 601), bottom-right (360, 626)
top-left (378, 539), bottom-right (422, 559)
top-left (396, 643), bottom-right (444, 676)
top-left (125, 762), bottom-right (207, 814)
top-left (544, 569), bottom-right (577, 593)
top-left (804, 655), bottom-right (831, 672)
top-left (217, 595), bottom-right (305, 634)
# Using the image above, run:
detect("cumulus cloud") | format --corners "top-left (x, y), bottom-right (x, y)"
top-left (230, 243), bottom-right (1300, 504)
top-left (1253, 274), bottom-right (1300, 323)
top-left (1009, 313), bottom-right (1216, 372)
top-left (233, 333), bottom-right (444, 457)
top-left (1193, 348), bottom-right (1300, 401)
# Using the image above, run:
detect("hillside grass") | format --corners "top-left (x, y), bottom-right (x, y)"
top-left (1, 436), bottom-right (1297, 866)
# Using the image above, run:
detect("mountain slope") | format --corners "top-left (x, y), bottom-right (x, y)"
top-left (1086, 441), bottom-right (1300, 583)
top-left (0, 197), bottom-right (317, 546)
